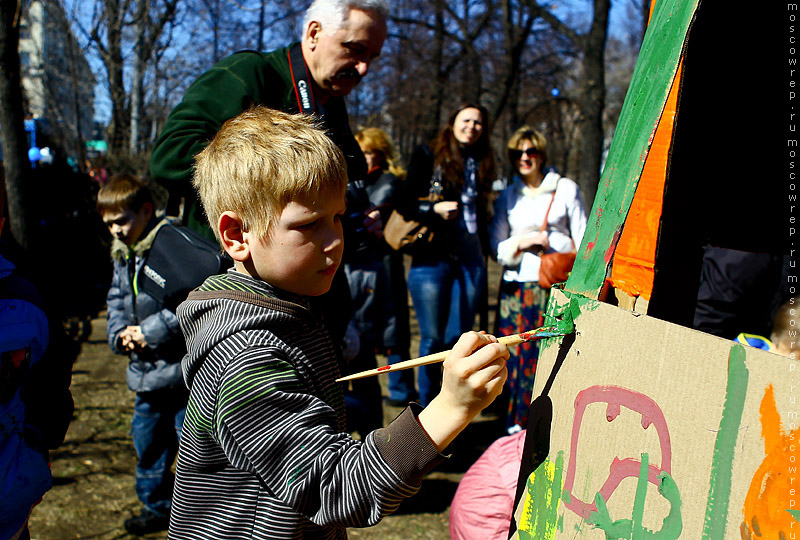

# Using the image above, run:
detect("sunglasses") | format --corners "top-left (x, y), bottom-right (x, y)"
top-left (509, 148), bottom-right (541, 160)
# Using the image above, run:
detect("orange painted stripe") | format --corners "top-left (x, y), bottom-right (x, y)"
top-left (607, 0), bottom-right (682, 302)
top-left (607, 58), bottom-right (682, 301)
top-left (741, 384), bottom-right (798, 539)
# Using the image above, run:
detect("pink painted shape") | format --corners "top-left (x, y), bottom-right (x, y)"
top-left (562, 385), bottom-right (672, 519)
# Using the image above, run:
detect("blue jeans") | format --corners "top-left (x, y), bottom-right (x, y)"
top-left (407, 259), bottom-right (486, 406)
top-left (387, 351), bottom-right (416, 403)
top-left (344, 260), bottom-right (394, 432)
top-left (131, 387), bottom-right (188, 516)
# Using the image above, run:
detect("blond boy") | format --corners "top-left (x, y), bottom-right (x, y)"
top-left (170, 107), bottom-right (508, 539)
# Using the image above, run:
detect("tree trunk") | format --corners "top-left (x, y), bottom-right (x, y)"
top-left (0, 0), bottom-right (32, 248)
top-left (427, 0), bottom-right (446, 139)
top-left (105, 0), bottom-right (127, 154)
top-left (575, 0), bottom-right (610, 208)
top-left (129, 0), bottom-right (146, 154)
top-left (257, 0), bottom-right (265, 51)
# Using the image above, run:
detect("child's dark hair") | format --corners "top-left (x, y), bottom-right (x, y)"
top-left (96, 174), bottom-right (153, 215)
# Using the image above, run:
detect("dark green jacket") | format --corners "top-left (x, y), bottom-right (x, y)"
top-left (150, 45), bottom-right (367, 233)
top-left (150, 44), bottom-right (364, 345)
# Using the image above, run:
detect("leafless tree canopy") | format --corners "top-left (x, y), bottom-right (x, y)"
top-left (15, 0), bottom-right (647, 204)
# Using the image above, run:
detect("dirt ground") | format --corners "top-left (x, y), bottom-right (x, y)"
top-left (28, 261), bottom-right (507, 540)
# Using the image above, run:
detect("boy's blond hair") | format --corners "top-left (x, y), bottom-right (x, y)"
top-left (193, 107), bottom-right (348, 243)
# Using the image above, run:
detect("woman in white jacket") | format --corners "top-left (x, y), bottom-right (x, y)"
top-left (489, 126), bottom-right (587, 433)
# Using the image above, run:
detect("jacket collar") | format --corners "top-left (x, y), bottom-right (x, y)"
top-left (515, 170), bottom-right (560, 199)
top-left (198, 269), bottom-right (312, 311)
top-left (110, 218), bottom-right (169, 262)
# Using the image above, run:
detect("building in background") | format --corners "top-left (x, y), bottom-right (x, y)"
top-left (19, 0), bottom-right (95, 161)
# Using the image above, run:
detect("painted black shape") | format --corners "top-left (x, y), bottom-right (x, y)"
top-left (508, 331), bottom-right (575, 538)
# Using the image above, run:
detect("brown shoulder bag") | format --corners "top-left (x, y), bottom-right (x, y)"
top-left (384, 173), bottom-right (443, 255)
top-left (538, 180), bottom-right (576, 289)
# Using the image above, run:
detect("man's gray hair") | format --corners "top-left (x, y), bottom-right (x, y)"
top-left (302, 0), bottom-right (389, 35)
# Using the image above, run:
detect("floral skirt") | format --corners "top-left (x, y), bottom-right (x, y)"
top-left (497, 280), bottom-right (549, 431)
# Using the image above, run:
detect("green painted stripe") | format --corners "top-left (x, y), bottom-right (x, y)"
top-left (701, 344), bottom-right (749, 540)
top-left (216, 363), bottom-right (302, 425)
top-left (631, 452), bottom-right (649, 537)
top-left (318, 384), bottom-right (344, 413)
top-left (217, 386), bottom-right (278, 428)
top-left (566, 0), bottom-right (700, 298)
top-left (218, 364), bottom-right (300, 406)
top-left (198, 274), bottom-right (260, 294)
top-left (184, 396), bottom-right (213, 438)
top-left (219, 366), bottom-right (300, 406)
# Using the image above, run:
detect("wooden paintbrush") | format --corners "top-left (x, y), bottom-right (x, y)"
top-left (336, 327), bottom-right (565, 382)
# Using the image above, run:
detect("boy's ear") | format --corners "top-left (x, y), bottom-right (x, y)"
top-left (218, 211), bottom-right (249, 262)
top-left (141, 202), bottom-right (154, 220)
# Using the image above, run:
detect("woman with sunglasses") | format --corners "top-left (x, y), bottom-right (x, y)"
top-left (489, 126), bottom-right (587, 433)
top-left (396, 104), bottom-right (496, 407)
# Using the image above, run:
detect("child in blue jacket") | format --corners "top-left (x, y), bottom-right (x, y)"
top-left (98, 175), bottom-right (225, 534)
top-left (0, 184), bottom-right (74, 540)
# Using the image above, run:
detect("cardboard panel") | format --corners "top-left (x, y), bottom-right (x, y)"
top-left (511, 289), bottom-right (795, 539)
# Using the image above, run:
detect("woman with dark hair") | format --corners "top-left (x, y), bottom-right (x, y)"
top-left (489, 126), bottom-right (586, 433)
top-left (397, 104), bottom-right (496, 406)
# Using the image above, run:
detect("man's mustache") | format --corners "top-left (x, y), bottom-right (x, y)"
top-left (335, 68), bottom-right (362, 83)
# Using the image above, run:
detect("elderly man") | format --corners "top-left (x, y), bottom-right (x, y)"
top-left (150, 0), bottom-right (388, 232)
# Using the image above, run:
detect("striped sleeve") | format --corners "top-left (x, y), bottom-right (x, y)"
top-left (214, 347), bottom-right (421, 528)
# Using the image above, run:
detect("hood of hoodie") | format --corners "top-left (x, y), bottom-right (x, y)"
top-left (177, 270), bottom-right (320, 390)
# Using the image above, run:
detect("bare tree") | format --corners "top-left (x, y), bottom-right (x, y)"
top-left (129, 0), bottom-right (179, 154)
top-left (86, 0), bottom-right (130, 154)
top-left (0, 0), bottom-right (32, 248)
top-left (194, 0), bottom-right (227, 64)
top-left (523, 0), bottom-right (611, 205)
top-left (492, 0), bottom-right (538, 128)
top-left (388, 0), bottom-right (497, 140)
top-left (66, 0), bottom-right (632, 200)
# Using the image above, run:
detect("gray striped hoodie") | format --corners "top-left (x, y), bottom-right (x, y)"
top-left (171, 270), bottom-right (446, 539)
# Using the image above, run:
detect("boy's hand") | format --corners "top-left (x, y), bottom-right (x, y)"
top-left (120, 325), bottom-right (147, 352)
top-left (417, 332), bottom-right (509, 452)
